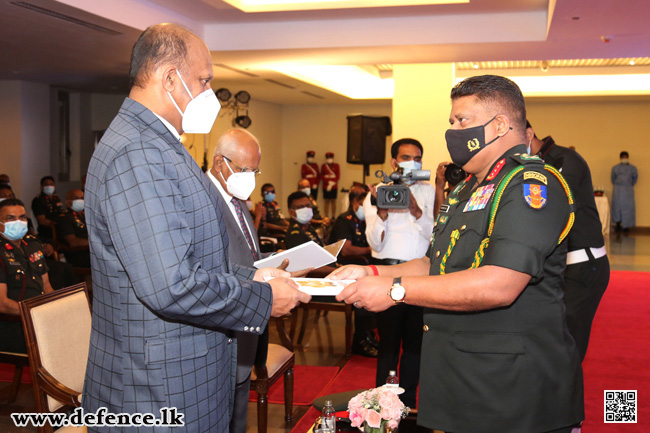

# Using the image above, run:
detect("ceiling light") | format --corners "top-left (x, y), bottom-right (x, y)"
top-left (222, 0), bottom-right (467, 13)
top-left (273, 65), bottom-right (394, 99)
top-left (216, 88), bottom-right (232, 102)
top-left (504, 74), bottom-right (650, 96)
top-left (235, 91), bottom-right (251, 104)
top-left (234, 115), bottom-right (252, 129)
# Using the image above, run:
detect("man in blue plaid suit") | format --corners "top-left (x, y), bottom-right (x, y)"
top-left (82, 23), bottom-right (310, 432)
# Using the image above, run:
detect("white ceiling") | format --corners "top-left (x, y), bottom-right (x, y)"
top-left (1, 0), bottom-right (649, 104)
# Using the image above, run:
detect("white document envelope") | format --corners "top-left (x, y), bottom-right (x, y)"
top-left (253, 239), bottom-right (345, 272)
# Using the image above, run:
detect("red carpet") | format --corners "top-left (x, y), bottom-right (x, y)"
top-left (581, 270), bottom-right (650, 432)
top-left (291, 356), bottom-right (377, 432)
top-left (249, 364), bottom-right (339, 406)
top-left (292, 270), bottom-right (650, 432)
top-left (0, 364), bottom-right (31, 384)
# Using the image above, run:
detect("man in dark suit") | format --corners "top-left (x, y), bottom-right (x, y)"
top-left (207, 128), bottom-right (265, 433)
top-left (83, 23), bottom-right (309, 432)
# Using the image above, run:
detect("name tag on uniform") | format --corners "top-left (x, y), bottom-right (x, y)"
top-left (440, 204), bottom-right (450, 213)
top-left (463, 184), bottom-right (495, 212)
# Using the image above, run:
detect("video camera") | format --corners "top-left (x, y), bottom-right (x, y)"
top-left (373, 168), bottom-right (431, 209)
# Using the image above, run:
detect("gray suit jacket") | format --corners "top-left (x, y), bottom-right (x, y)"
top-left (219, 196), bottom-right (261, 374)
top-left (82, 98), bottom-right (273, 432)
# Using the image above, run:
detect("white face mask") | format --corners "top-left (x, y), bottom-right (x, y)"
top-left (621, 158), bottom-right (629, 164)
top-left (527, 139), bottom-right (533, 155)
top-left (43, 186), bottom-right (55, 196)
top-left (398, 160), bottom-right (422, 185)
top-left (71, 199), bottom-right (84, 212)
top-left (167, 70), bottom-right (220, 134)
top-left (355, 205), bottom-right (365, 221)
top-left (326, 158), bottom-right (334, 164)
top-left (307, 157), bottom-right (315, 164)
top-left (301, 187), bottom-right (311, 196)
top-left (294, 207), bottom-right (313, 225)
top-left (220, 158), bottom-right (256, 200)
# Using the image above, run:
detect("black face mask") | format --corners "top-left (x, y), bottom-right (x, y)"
top-left (445, 116), bottom-right (503, 167)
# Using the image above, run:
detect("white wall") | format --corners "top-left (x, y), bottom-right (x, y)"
top-left (281, 102), bottom-right (392, 211)
top-left (526, 96), bottom-right (650, 226)
top-left (20, 82), bottom-right (51, 205)
top-left (91, 93), bottom-right (126, 131)
top-left (0, 81), bottom-right (23, 198)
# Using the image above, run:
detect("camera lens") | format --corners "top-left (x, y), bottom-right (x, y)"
top-left (445, 164), bottom-right (467, 186)
top-left (387, 190), bottom-right (403, 202)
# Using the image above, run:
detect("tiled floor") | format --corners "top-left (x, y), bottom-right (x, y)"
top-left (2, 230), bottom-right (648, 433)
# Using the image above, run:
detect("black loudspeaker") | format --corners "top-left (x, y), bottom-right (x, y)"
top-left (346, 115), bottom-right (392, 165)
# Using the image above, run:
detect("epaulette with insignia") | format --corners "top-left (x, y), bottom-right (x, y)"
top-left (510, 153), bottom-right (544, 168)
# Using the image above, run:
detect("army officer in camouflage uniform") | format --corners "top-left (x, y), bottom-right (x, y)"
top-left (330, 75), bottom-right (583, 433)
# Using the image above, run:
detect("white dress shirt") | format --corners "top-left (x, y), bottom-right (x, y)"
top-left (363, 181), bottom-right (435, 261)
top-left (206, 170), bottom-right (259, 256)
top-left (153, 113), bottom-right (181, 141)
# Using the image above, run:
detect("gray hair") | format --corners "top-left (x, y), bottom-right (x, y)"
top-left (213, 128), bottom-right (260, 158)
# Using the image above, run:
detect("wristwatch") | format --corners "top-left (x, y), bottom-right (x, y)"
top-left (388, 277), bottom-right (406, 304)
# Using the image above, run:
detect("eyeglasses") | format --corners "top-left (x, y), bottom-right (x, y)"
top-left (223, 155), bottom-right (262, 176)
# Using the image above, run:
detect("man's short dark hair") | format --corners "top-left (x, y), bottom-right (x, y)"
top-left (287, 191), bottom-right (309, 209)
top-left (40, 176), bottom-right (55, 186)
top-left (261, 183), bottom-right (274, 193)
top-left (348, 186), bottom-right (368, 209)
top-left (391, 138), bottom-right (423, 159)
top-left (0, 198), bottom-right (24, 211)
top-left (451, 75), bottom-right (527, 133)
top-left (129, 24), bottom-right (194, 89)
top-left (620, 151), bottom-right (629, 158)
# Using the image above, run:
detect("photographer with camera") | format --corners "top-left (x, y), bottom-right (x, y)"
top-left (362, 137), bottom-right (435, 408)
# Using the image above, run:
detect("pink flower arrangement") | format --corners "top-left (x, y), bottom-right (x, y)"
top-left (348, 387), bottom-right (410, 432)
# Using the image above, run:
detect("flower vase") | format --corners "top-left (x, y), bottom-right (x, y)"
top-left (363, 421), bottom-right (394, 433)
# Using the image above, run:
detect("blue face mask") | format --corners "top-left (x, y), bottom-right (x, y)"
top-left (264, 193), bottom-right (276, 203)
top-left (398, 160), bottom-right (423, 185)
top-left (2, 220), bottom-right (28, 241)
top-left (355, 205), bottom-right (365, 221)
top-left (71, 199), bottom-right (84, 212)
top-left (43, 186), bottom-right (55, 196)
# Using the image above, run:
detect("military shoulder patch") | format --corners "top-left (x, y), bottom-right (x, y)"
top-left (523, 183), bottom-right (547, 209)
top-left (523, 171), bottom-right (547, 185)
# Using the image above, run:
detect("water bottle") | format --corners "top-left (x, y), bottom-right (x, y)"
top-left (321, 400), bottom-right (336, 433)
top-left (385, 370), bottom-right (399, 388)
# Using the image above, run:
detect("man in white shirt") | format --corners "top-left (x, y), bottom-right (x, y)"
top-left (363, 138), bottom-right (435, 407)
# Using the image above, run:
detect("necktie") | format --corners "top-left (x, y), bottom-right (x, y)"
top-left (231, 197), bottom-right (259, 261)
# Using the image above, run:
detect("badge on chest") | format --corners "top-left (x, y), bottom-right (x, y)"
top-left (463, 184), bottom-right (495, 212)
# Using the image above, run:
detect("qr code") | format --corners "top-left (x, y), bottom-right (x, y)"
top-left (605, 390), bottom-right (637, 423)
